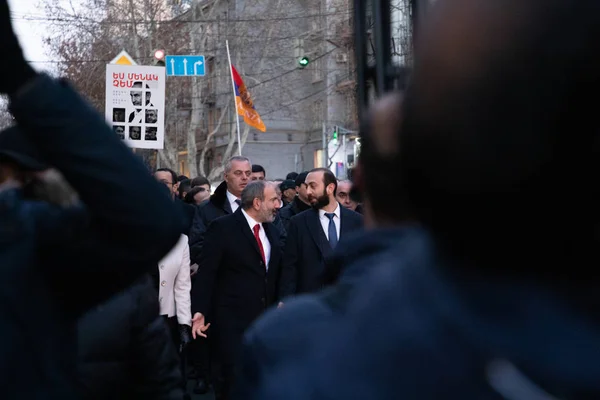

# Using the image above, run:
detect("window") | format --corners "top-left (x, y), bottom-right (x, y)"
top-left (314, 149), bottom-right (324, 168)
top-left (204, 57), bottom-right (215, 93)
top-left (313, 99), bottom-right (323, 129)
top-left (208, 107), bottom-right (222, 132)
top-left (312, 57), bottom-right (323, 83)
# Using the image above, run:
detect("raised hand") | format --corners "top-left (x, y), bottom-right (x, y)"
top-left (0, 0), bottom-right (36, 95)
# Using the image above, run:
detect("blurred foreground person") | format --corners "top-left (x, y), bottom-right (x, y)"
top-left (185, 185), bottom-right (210, 205)
top-left (0, 2), bottom-right (182, 397)
top-left (0, 131), bottom-right (184, 399)
top-left (78, 277), bottom-right (183, 400)
top-left (239, 0), bottom-right (600, 398)
top-left (155, 168), bottom-right (196, 235)
top-left (235, 92), bottom-right (411, 399)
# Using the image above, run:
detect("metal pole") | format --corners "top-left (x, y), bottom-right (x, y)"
top-left (354, 0), bottom-right (369, 120)
top-left (342, 133), bottom-right (347, 178)
top-left (322, 122), bottom-right (328, 168)
top-left (225, 40), bottom-right (243, 156)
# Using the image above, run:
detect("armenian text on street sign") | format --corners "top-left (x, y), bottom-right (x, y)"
top-left (105, 64), bottom-right (166, 150)
top-left (165, 55), bottom-right (206, 76)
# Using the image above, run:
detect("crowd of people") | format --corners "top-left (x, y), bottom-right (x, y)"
top-left (151, 159), bottom-right (365, 399)
top-left (2, 0), bottom-right (600, 398)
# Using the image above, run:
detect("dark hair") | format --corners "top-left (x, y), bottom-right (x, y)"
top-left (241, 180), bottom-right (267, 210)
top-left (251, 164), bottom-right (266, 175)
top-left (295, 171), bottom-right (309, 187)
top-left (286, 172), bottom-right (299, 180)
top-left (178, 178), bottom-right (191, 198)
top-left (400, 0), bottom-right (600, 278)
top-left (359, 98), bottom-right (410, 222)
top-left (177, 175), bottom-right (189, 182)
top-left (309, 168), bottom-right (337, 195)
top-left (156, 168), bottom-right (178, 185)
top-left (191, 175), bottom-right (210, 188)
top-left (184, 185), bottom-right (207, 204)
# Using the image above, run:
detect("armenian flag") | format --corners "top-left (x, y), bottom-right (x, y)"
top-left (231, 65), bottom-right (266, 132)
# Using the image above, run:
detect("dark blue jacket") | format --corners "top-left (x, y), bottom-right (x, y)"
top-left (0, 75), bottom-right (182, 398)
top-left (235, 227), bottom-right (419, 399)
top-left (78, 277), bottom-right (183, 400)
top-left (237, 227), bottom-right (600, 399)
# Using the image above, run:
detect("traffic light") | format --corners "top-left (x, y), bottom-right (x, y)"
top-left (332, 126), bottom-right (338, 141)
top-left (153, 49), bottom-right (165, 66)
top-left (298, 56), bottom-right (309, 68)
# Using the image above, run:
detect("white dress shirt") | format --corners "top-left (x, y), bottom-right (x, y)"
top-left (318, 203), bottom-right (341, 242)
top-left (158, 234), bottom-right (192, 326)
top-left (226, 190), bottom-right (240, 213)
top-left (241, 209), bottom-right (271, 269)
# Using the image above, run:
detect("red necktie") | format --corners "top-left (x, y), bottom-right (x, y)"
top-left (253, 224), bottom-right (266, 267)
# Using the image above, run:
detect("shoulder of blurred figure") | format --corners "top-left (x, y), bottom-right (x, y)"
top-left (197, 198), bottom-right (211, 209)
top-left (341, 206), bottom-right (363, 220)
top-left (132, 275), bottom-right (161, 325)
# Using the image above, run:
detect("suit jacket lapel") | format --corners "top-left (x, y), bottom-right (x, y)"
top-left (305, 208), bottom-right (332, 258)
top-left (339, 206), bottom-right (352, 240)
top-left (234, 210), bottom-right (264, 265)
top-left (223, 199), bottom-right (233, 214)
top-left (264, 223), bottom-right (280, 280)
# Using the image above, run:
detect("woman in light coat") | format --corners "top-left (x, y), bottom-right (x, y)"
top-left (158, 233), bottom-right (193, 343)
top-left (158, 234), bottom-right (193, 397)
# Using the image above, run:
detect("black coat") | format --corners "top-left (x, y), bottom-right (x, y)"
top-left (189, 181), bottom-right (287, 264)
top-left (176, 198), bottom-right (197, 235)
top-left (279, 206), bottom-right (363, 298)
top-left (0, 76), bottom-right (182, 398)
top-left (192, 209), bottom-right (283, 365)
top-left (77, 277), bottom-right (182, 399)
top-left (279, 196), bottom-right (311, 231)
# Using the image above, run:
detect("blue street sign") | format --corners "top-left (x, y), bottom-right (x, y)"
top-left (165, 55), bottom-right (206, 77)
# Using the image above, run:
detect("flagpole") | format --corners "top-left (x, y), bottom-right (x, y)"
top-left (225, 40), bottom-right (243, 156)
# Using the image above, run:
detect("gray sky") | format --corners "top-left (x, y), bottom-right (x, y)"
top-left (9, 0), bottom-right (52, 72)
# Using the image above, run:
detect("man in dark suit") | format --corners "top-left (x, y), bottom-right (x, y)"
top-left (279, 168), bottom-right (363, 300)
top-left (188, 156), bottom-right (252, 262)
top-left (189, 157), bottom-right (287, 264)
top-left (278, 171), bottom-right (311, 230)
top-left (188, 156), bottom-right (253, 393)
top-left (191, 180), bottom-right (283, 400)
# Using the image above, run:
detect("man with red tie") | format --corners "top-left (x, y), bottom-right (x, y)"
top-left (191, 180), bottom-right (283, 400)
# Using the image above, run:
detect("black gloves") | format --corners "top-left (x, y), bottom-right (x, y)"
top-left (0, 1), bottom-right (37, 95)
top-left (178, 324), bottom-right (192, 353)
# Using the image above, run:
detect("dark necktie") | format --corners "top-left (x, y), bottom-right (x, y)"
top-left (325, 213), bottom-right (338, 248)
top-left (253, 224), bottom-right (266, 267)
top-left (235, 199), bottom-right (241, 209)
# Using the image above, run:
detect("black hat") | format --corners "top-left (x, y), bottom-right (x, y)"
top-left (0, 125), bottom-right (49, 171)
top-left (295, 171), bottom-right (309, 187)
top-left (280, 179), bottom-right (296, 191)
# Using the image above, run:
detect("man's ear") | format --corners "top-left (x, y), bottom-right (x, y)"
top-left (327, 183), bottom-right (335, 196)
